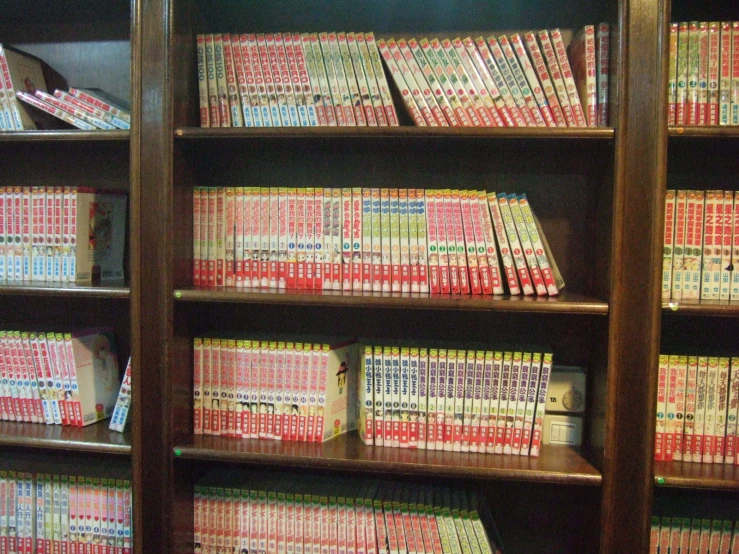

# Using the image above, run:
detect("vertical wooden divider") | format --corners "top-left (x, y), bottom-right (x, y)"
top-left (600, 0), bottom-right (669, 551)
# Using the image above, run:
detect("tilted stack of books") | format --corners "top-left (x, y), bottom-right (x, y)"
top-left (379, 26), bottom-right (610, 128)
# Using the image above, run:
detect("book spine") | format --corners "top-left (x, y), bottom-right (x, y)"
top-left (399, 347), bottom-right (411, 448)
top-left (655, 354), bottom-right (669, 460)
top-left (36, 90), bottom-right (115, 129)
top-left (365, 33), bottom-right (400, 125)
top-left (686, 22), bottom-right (700, 125)
top-left (719, 23), bottom-right (732, 125)
top-left (714, 357), bottom-right (730, 463)
top-left (213, 34), bottom-right (232, 127)
top-left (683, 356), bottom-right (698, 462)
top-left (416, 348), bottom-right (428, 449)
top-left (537, 31), bottom-right (575, 126)
top-left (222, 34), bottom-right (244, 127)
top-left (347, 32), bottom-right (377, 126)
top-left (675, 23), bottom-right (689, 124)
top-left (16, 92), bottom-right (96, 130)
top-left (372, 346), bottom-right (384, 446)
top-left (442, 38), bottom-right (498, 126)
top-left (352, 187), bottom-right (363, 291)
top-left (399, 38), bottom-right (447, 126)
top-left (529, 353), bottom-right (553, 457)
top-left (275, 33), bottom-right (301, 127)
top-left (703, 357), bottom-right (719, 463)
top-left (697, 23), bottom-right (709, 125)
top-left (732, 22), bottom-right (739, 125)
top-left (550, 29), bottom-right (594, 127)
top-left (509, 194), bottom-right (546, 295)
top-left (376, 39), bottom-right (426, 126)
top-left (596, 23), bottom-right (610, 126)
top-left (341, 188), bottom-right (353, 291)
top-left (720, 191), bottom-right (733, 300)
top-left (0, 46), bottom-right (27, 129)
top-left (231, 33), bottom-right (254, 128)
top-left (733, 192), bottom-right (739, 300)
top-left (498, 35), bottom-right (546, 126)
top-left (356, 32), bottom-right (389, 126)
top-left (569, 26), bottom-right (597, 126)
top-left (328, 32), bottom-right (356, 126)
top-left (693, 357), bottom-right (708, 461)
top-left (708, 23), bottom-right (720, 125)
top-left (338, 32), bottom-right (366, 126)
top-left (663, 190), bottom-right (676, 298)
top-left (671, 190), bottom-right (687, 299)
top-left (485, 36), bottom-right (534, 125)
top-left (258, 33), bottom-right (283, 126)
top-left (509, 33), bottom-right (556, 127)
top-left (725, 357), bottom-right (739, 464)
top-left (266, 34), bottom-right (291, 127)
top-left (523, 32), bottom-right (567, 126)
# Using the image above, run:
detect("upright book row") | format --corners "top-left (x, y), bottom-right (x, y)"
top-left (193, 336), bottom-right (359, 444)
top-left (662, 190), bottom-right (739, 301)
top-left (357, 345), bottom-right (553, 457)
top-left (193, 187), bottom-right (563, 296)
top-left (197, 32), bottom-right (398, 128)
top-left (654, 354), bottom-right (739, 465)
top-left (0, 186), bottom-right (128, 284)
top-left (650, 516), bottom-right (739, 554)
top-left (0, 471), bottom-right (132, 554)
top-left (668, 22), bottom-right (739, 126)
top-left (0, 328), bottom-right (122, 428)
top-left (194, 475), bottom-right (505, 554)
top-left (380, 26), bottom-right (609, 128)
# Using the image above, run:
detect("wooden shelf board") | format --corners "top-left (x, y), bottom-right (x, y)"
top-left (174, 287), bottom-right (608, 315)
top-left (662, 299), bottom-right (739, 316)
top-left (0, 420), bottom-right (131, 456)
top-left (654, 461), bottom-right (739, 491)
top-left (174, 433), bottom-right (601, 485)
top-left (0, 130), bottom-right (129, 142)
top-left (175, 126), bottom-right (615, 140)
top-left (0, 281), bottom-right (129, 298)
top-left (668, 126), bottom-right (739, 138)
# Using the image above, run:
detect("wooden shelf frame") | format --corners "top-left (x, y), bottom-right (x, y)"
top-left (653, 462), bottom-right (739, 492)
top-left (174, 434), bottom-right (601, 486)
top-left (0, 281), bottom-right (130, 298)
top-left (0, 0), bottom-right (682, 551)
top-left (0, 420), bottom-right (131, 456)
top-left (174, 288), bottom-right (610, 315)
top-left (662, 299), bottom-right (739, 316)
top-left (0, 130), bottom-right (130, 142)
top-left (668, 126), bottom-right (739, 138)
top-left (175, 126), bottom-right (616, 140)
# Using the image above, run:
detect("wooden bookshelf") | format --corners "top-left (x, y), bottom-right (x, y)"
top-left (653, 462), bottom-right (739, 492)
top-left (0, 420), bottom-right (131, 456)
top-left (0, 0), bottom-right (691, 550)
top-left (175, 434), bottom-right (601, 485)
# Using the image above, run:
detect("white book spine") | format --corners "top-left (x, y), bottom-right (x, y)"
top-left (485, 35), bottom-right (535, 126)
top-left (355, 32), bottom-right (388, 126)
top-left (307, 33), bottom-right (337, 126)
top-left (328, 32), bottom-right (356, 125)
top-left (290, 33), bottom-right (318, 126)
top-left (365, 33), bottom-right (400, 125)
top-left (204, 36), bottom-right (220, 125)
top-left (663, 190), bottom-right (676, 299)
top-left (536, 31), bottom-right (575, 126)
top-left (498, 35), bottom-right (546, 126)
top-left (441, 38), bottom-right (497, 126)
top-left (213, 34), bottom-right (232, 127)
top-left (719, 22), bottom-right (732, 125)
top-left (509, 33), bottom-right (557, 127)
top-left (338, 32), bottom-right (366, 126)
top-left (347, 33), bottom-right (378, 126)
top-left (255, 34), bottom-right (280, 126)
top-left (241, 34), bottom-right (267, 126)
top-left (733, 191), bottom-right (739, 300)
top-left (720, 191), bottom-right (733, 300)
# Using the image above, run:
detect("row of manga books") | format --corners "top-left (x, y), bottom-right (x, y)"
top-left (0, 471), bottom-right (132, 554)
top-left (380, 26), bottom-right (609, 128)
top-left (109, 358), bottom-right (131, 433)
top-left (662, 190), bottom-right (739, 301)
top-left (0, 186), bottom-right (127, 283)
top-left (357, 345), bottom-right (553, 457)
top-left (193, 474), bottom-right (505, 554)
top-left (650, 516), bottom-right (739, 554)
top-left (196, 32), bottom-right (398, 128)
top-left (192, 187), bottom-right (564, 296)
top-left (0, 43), bottom-right (130, 131)
top-left (193, 336), bottom-right (359, 443)
top-left (0, 328), bottom-right (122, 428)
top-left (667, 22), bottom-right (739, 126)
top-left (654, 354), bottom-right (739, 465)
